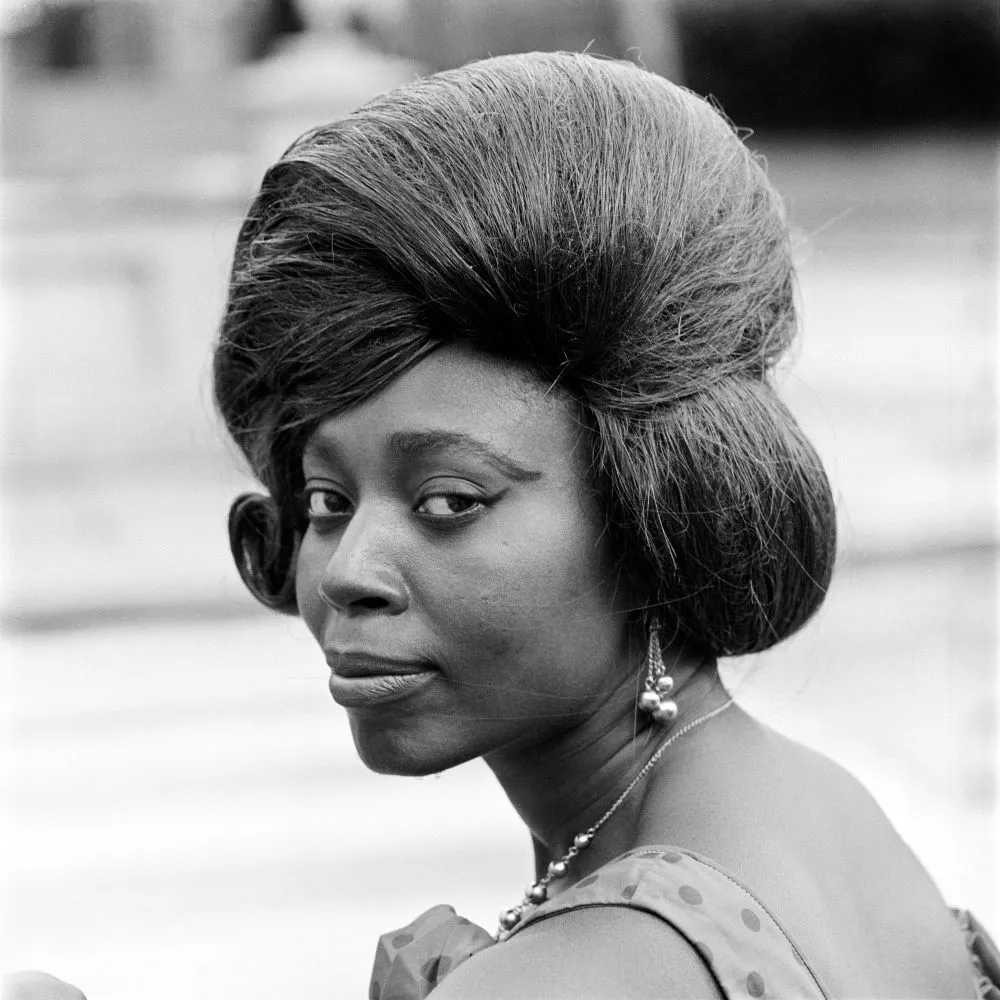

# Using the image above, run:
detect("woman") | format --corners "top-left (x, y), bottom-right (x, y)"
top-left (213, 52), bottom-right (996, 1000)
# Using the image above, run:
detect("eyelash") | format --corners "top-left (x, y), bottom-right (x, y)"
top-left (299, 487), bottom-right (491, 528)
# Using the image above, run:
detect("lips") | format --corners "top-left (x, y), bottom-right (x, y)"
top-left (324, 650), bottom-right (433, 678)
top-left (325, 651), bottom-right (437, 708)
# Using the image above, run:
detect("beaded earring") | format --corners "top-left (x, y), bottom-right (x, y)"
top-left (637, 619), bottom-right (679, 724)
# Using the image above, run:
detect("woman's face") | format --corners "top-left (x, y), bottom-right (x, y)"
top-left (296, 343), bottom-right (636, 775)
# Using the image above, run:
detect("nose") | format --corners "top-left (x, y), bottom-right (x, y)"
top-left (317, 505), bottom-right (409, 616)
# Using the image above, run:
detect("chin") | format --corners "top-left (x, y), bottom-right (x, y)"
top-left (348, 715), bottom-right (474, 777)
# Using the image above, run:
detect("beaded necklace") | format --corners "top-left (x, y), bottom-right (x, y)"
top-left (495, 697), bottom-right (735, 941)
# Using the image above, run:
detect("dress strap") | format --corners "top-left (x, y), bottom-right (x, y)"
top-left (506, 845), bottom-right (830, 1000)
top-left (953, 909), bottom-right (1000, 1000)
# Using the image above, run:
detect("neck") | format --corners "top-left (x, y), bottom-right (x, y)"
top-left (484, 638), bottom-right (728, 882)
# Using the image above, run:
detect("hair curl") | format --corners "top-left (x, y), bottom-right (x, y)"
top-left (214, 51), bottom-right (836, 656)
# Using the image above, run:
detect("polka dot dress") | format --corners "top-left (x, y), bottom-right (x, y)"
top-left (371, 904), bottom-right (494, 1000)
top-left (371, 848), bottom-right (999, 998)
top-left (506, 846), bottom-right (828, 999)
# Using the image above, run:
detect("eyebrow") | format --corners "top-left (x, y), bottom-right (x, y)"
top-left (386, 430), bottom-right (543, 482)
top-left (303, 429), bottom-right (545, 483)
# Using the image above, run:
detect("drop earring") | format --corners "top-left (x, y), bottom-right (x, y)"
top-left (638, 619), bottom-right (679, 725)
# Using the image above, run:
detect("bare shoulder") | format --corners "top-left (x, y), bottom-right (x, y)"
top-left (2, 971), bottom-right (88, 1000)
top-left (428, 906), bottom-right (722, 1000)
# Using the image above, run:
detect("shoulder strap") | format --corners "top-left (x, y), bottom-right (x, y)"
top-left (953, 909), bottom-right (1000, 1000)
top-left (507, 845), bottom-right (830, 1000)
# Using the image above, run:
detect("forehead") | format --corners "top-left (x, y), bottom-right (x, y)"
top-left (304, 343), bottom-right (582, 466)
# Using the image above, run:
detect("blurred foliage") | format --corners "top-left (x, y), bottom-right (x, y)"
top-left (678, 0), bottom-right (999, 130)
top-left (396, 0), bottom-right (999, 129)
top-left (243, 0), bottom-right (307, 61)
top-left (38, 1), bottom-right (93, 68)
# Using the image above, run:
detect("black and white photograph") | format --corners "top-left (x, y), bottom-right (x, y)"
top-left (2, 1), bottom-right (998, 997)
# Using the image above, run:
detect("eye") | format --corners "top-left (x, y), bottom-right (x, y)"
top-left (415, 493), bottom-right (484, 518)
top-left (304, 489), bottom-right (352, 520)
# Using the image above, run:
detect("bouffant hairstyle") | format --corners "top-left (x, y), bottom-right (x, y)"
top-left (214, 51), bottom-right (836, 657)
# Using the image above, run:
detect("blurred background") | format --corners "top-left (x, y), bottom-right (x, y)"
top-left (1, 0), bottom-right (997, 996)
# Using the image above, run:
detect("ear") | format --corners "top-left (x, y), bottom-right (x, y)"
top-left (228, 492), bottom-right (299, 615)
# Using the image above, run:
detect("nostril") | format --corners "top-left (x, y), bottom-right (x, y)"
top-left (317, 554), bottom-right (408, 614)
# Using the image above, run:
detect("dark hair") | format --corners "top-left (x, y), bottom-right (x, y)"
top-left (214, 51), bottom-right (836, 657)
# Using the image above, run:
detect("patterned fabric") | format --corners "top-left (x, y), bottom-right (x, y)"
top-left (506, 845), bottom-right (828, 999)
top-left (370, 904), bottom-right (494, 1000)
top-left (954, 909), bottom-right (1000, 1000)
top-left (369, 845), bottom-right (999, 999)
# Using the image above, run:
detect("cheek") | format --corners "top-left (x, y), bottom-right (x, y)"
top-left (293, 534), bottom-right (326, 639)
top-left (496, 499), bottom-right (611, 608)
top-left (427, 507), bottom-right (618, 674)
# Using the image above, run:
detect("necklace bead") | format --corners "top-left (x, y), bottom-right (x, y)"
top-left (527, 885), bottom-right (548, 904)
top-left (495, 698), bottom-right (735, 942)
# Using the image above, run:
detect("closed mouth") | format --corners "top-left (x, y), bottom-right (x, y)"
top-left (326, 663), bottom-right (437, 708)
top-left (324, 650), bottom-right (434, 679)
